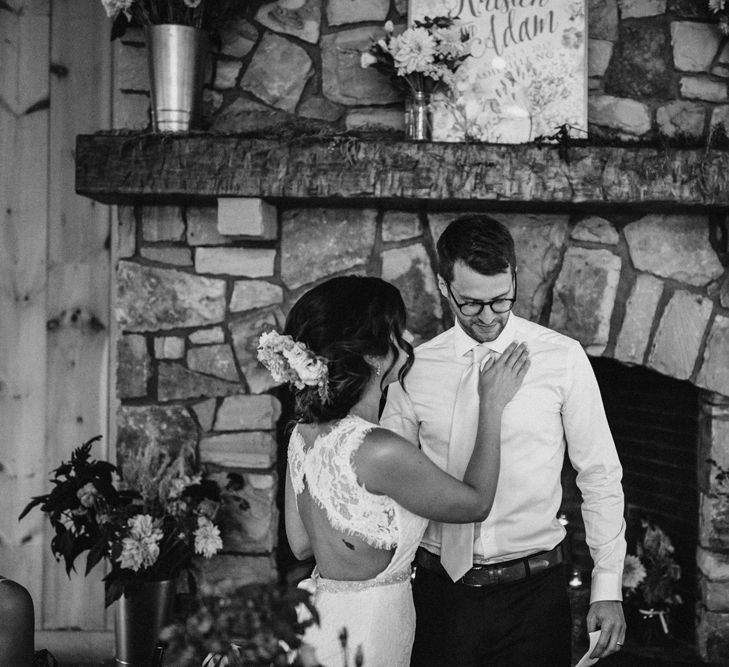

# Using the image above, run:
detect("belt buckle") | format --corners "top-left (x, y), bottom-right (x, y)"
top-left (461, 564), bottom-right (501, 587)
top-left (530, 557), bottom-right (551, 574)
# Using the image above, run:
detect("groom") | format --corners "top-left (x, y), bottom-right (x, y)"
top-left (381, 215), bottom-right (626, 666)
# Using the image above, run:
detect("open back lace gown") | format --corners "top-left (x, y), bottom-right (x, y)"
top-left (289, 415), bottom-right (428, 667)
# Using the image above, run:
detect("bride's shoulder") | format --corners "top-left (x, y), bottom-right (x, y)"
top-left (359, 426), bottom-right (418, 460)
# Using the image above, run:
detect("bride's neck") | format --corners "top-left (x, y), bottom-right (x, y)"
top-left (348, 376), bottom-right (383, 424)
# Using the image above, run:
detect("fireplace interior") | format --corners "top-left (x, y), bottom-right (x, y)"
top-left (562, 356), bottom-right (699, 644)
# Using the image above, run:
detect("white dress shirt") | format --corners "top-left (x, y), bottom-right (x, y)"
top-left (381, 314), bottom-right (626, 603)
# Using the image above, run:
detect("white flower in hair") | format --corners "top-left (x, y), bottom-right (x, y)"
top-left (257, 330), bottom-right (330, 402)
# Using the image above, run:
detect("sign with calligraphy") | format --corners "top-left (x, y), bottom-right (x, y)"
top-left (409, 0), bottom-right (587, 143)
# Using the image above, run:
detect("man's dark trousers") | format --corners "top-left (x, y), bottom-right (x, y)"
top-left (410, 561), bottom-right (572, 666)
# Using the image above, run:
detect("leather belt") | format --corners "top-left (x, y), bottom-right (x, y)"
top-left (415, 545), bottom-right (564, 587)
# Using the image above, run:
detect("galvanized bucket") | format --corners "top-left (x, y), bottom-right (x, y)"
top-left (145, 24), bottom-right (208, 132)
top-left (114, 579), bottom-right (175, 666)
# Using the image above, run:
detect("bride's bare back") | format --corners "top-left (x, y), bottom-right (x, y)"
top-left (287, 418), bottom-right (397, 581)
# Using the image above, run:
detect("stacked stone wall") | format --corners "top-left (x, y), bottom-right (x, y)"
top-left (115, 200), bottom-right (729, 660)
top-left (113, 0), bottom-right (729, 143)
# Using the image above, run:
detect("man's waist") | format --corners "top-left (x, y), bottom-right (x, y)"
top-left (415, 544), bottom-right (564, 587)
top-left (420, 525), bottom-right (566, 565)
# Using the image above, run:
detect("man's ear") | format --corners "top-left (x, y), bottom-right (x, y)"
top-left (436, 274), bottom-right (448, 299)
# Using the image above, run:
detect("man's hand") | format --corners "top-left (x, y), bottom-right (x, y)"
top-left (587, 600), bottom-right (626, 659)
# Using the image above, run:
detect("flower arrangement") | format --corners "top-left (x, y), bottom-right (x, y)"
top-left (257, 331), bottom-right (329, 402)
top-left (160, 579), bottom-right (319, 667)
top-left (360, 16), bottom-right (472, 96)
top-left (709, 0), bottom-right (729, 35)
top-left (622, 519), bottom-right (682, 612)
top-left (100, 0), bottom-right (254, 38)
top-left (20, 435), bottom-right (244, 606)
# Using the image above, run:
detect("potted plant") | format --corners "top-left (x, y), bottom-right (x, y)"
top-left (622, 518), bottom-right (683, 645)
top-left (20, 435), bottom-right (244, 665)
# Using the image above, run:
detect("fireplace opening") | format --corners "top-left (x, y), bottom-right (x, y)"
top-left (561, 356), bottom-right (699, 643)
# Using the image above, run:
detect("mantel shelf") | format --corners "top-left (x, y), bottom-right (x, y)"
top-left (75, 133), bottom-right (729, 208)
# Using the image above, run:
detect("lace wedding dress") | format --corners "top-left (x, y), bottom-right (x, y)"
top-left (289, 415), bottom-right (428, 667)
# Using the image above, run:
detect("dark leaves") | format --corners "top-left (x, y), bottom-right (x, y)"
top-left (110, 14), bottom-right (130, 41)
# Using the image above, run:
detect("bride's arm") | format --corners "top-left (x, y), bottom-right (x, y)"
top-left (355, 342), bottom-right (529, 523)
top-left (284, 464), bottom-right (313, 560)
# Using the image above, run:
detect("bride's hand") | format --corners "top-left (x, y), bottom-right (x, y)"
top-left (478, 342), bottom-right (530, 410)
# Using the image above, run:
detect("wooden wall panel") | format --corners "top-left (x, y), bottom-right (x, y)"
top-left (43, 0), bottom-right (113, 629)
top-left (0, 0), bottom-right (51, 615)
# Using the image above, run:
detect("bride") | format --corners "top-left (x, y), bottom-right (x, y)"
top-left (257, 276), bottom-right (529, 667)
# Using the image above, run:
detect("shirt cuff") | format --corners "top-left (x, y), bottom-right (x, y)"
top-left (590, 571), bottom-right (623, 604)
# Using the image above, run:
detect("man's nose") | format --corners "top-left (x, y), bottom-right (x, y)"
top-left (477, 307), bottom-right (496, 324)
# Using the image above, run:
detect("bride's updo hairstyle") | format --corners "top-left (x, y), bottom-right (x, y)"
top-left (283, 275), bottom-right (414, 423)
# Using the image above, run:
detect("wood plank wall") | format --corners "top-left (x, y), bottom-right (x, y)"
top-left (0, 0), bottom-right (113, 635)
top-left (0, 0), bottom-right (51, 616)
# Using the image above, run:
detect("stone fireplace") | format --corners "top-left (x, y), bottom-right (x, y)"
top-left (76, 134), bottom-right (729, 663)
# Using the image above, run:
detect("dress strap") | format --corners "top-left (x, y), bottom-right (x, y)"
top-left (287, 427), bottom-right (307, 495)
top-left (290, 415), bottom-right (400, 550)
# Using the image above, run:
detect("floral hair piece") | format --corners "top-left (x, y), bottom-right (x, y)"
top-left (257, 330), bottom-right (330, 402)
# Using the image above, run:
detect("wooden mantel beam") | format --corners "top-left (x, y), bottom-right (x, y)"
top-left (75, 133), bottom-right (729, 207)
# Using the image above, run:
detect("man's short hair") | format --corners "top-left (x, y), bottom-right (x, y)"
top-left (436, 215), bottom-right (517, 283)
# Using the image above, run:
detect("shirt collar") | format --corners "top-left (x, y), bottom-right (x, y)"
top-left (453, 314), bottom-right (518, 358)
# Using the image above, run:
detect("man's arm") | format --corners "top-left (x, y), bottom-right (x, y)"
top-left (562, 341), bottom-right (627, 658)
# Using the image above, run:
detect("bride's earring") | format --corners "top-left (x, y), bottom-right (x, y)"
top-left (375, 363), bottom-right (381, 376)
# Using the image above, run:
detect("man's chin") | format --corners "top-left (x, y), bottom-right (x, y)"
top-left (469, 323), bottom-right (502, 342)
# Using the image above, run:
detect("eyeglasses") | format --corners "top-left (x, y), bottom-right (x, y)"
top-left (444, 276), bottom-right (517, 317)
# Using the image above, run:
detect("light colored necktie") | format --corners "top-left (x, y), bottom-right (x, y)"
top-left (440, 345), bottom-right (491, 581)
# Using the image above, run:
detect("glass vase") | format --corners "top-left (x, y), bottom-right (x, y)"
top-left (405, 90), bottom-right (432, 142)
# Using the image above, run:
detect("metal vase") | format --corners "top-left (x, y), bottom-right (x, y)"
top-left (114, 579), bottom-right (175, 666)
top-left (145, 24), bottom-right (208, 132)
top-left (404, 90), bottom-right (432, 141)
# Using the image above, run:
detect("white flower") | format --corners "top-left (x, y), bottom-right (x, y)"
top-left (296, 356), bottom-right (328, 387)
top-left (384, 20), bottom-right (394, 33)
top-left (183, 0), bottom-right (202, 7)
top-left (361, 52), bottom-right (378, 68)
top-left (433, 26), bottom-right (468, 59)
top-left (77, 482), bottom-right (99, 508)
top-left (622, 554), bottom-right (647, 591)
top-left (100, 0), bottom-right (134, 19)
top-left (282, 344), bottom-right (327, 388)
top-left (258, 330), bottom-right (329, 400)
top-left (118, 535), bottom-right (161, 571)
top-left (194, 517), bottom-right (223, 558)
top-left (128, 514), bottom-right (159, 540)
top-left (118, 515), bottom-right (163, 571)
top-left (709, 0), bottom-right (725, 13)
top-left (392, 27), bottom-right (437, 75)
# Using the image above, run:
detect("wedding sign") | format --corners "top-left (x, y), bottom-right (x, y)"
top-left (408, 0), bottom-right (587, 143)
